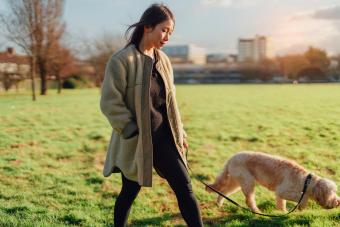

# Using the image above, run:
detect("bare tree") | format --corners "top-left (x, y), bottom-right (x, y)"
top-left (83, 32), bottom-right (124, 87)
top-left (0, 0), bottom-right (66, 98)
top-left (1, 73), bottom-right (26, 91)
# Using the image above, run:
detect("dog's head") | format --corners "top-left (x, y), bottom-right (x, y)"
top-left (312, 178), bottom-right (340, 209)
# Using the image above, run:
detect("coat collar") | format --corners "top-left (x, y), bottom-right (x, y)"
top-left (131, 44), bottom-right (161, 63)
top-left (129, 44), bottom-right (169, 90)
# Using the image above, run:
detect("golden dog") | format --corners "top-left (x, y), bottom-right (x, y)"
top-left (206, 151), bottom-right (340, 212)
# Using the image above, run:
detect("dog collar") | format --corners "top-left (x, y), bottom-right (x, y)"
top-left (302, 173), bottom-right (313, 194)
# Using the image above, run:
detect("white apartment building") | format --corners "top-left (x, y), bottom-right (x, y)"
top-left (162, 44), bottom-right (206, 65)
top-left (238, 35), bottom-right (274, 62)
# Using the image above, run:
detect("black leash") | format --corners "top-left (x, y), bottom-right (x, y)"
top-left (185, 148), bottom-right (313, 217)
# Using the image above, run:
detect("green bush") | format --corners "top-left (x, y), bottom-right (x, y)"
top-left (62, 75), bottom-right (93, 89)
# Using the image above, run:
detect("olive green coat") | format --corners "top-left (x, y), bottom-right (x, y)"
top-left (100, 44), bottom-right (187, 187)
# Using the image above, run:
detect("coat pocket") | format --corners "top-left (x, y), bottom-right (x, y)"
top-left (120, 134), bottom-right (139, 162)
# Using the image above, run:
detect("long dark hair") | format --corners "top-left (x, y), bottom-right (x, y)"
top-left (125, 4), bottom-right (174, 47)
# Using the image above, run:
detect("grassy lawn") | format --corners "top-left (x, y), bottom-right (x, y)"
top-left (0, 84), bottom-right (339, 226)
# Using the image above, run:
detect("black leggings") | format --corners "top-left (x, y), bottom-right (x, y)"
top-left (114, 140), bottom-right (203, 227)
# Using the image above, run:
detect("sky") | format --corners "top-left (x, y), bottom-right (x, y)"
top-left (1, 0), bottom-right (340, 56)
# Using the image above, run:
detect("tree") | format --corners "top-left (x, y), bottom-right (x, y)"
top-left (304, 46), bottom-right (330, 73)
top-left (84, 33), bottom-right (124, 87)
top-left (297, 67), bottom-right (326, 81)
top-left (329, 54), bottom-right (340, 81)
top-left (0, 0), bottom-right (66, 97)
top-left (277, 55), bottom-right (310, 80)
top-left (0, 73), bottom-right (26, 91)
top-left (48, 43), bottom-right (75, 94)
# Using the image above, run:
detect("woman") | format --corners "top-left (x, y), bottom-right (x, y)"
top-left (100, 3), bottom-right (204, 227)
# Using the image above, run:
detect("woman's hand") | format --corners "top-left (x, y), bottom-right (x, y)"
top-left (183, 137), bottom-right (189, 150)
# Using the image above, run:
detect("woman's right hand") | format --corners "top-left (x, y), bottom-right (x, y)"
top-left (183, 137), bottom-right (189, 150)
top-left (122, 120), bottom-right (139, 139)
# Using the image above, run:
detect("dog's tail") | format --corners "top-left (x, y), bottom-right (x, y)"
top-left (220, 159), bottom-right (231, 179)
top-left (205, 160), bottom-right (231, 192)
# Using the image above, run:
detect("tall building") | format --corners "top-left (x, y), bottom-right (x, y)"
top-left (238, 35), bottom-right (273, 62)
top-left (162, 44), bottom-right (206, 65)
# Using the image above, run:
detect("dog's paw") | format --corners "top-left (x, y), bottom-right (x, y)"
top-left (217, 200), bottom-right (224, 207)
top-left (217, 196), bottom-right (224, 207)
top-left (251, 207), bottom-right (261, 213)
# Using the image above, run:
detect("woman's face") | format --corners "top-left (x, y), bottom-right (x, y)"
top-left (145, 19), bottom-right (174, 49)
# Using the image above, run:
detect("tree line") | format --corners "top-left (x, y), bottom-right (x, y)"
top-left (0, 1), bottom-right (339, 101)
top-left (0, 0), bottom-right (123, 101)
top-left (277, 47), bottom-right (339, 81)
top-left (236, 47), bottom-right (339, 82)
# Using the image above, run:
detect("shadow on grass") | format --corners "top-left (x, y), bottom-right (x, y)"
top-left (203, 213), bottom-right (312, 226)
top-left (203, 200), bottom-right (314, 226)
top-left (122, 199), bottom-right (314, 226)
top-left (104, 211), bottom-right (312, 227)
top-left (129, 213), bottom-right (185, 227)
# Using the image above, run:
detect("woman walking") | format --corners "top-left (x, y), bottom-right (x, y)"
top-left (100, 3), bottom-right (204, 227)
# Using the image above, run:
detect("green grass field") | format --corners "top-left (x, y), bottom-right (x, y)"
top-left (0, 84), bottom-right (339, 226)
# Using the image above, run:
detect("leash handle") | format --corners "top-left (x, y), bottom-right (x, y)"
top-left (185, 147), bottom-right (313, 218)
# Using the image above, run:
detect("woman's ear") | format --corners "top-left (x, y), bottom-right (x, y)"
top-left (144, 25), bottom-right (152, 33)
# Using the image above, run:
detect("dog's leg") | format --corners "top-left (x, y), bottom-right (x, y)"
top-left (297, 195), bottom-right (309, 210)
top-left (276, 196), bottom-right (287, 212)
top-left (244, 191), bottom-right (260, 212)
top-left (276, 184), bottom-right (309, 211)
top-left (239, 178), bottom-right (260, 212)
top-left (216, 177), bottom-right (240, 207)
top-left (217, 195), bottom-right (224, 207)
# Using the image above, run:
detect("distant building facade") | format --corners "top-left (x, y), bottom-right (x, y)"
top-left (162, 44), bottom-right (206, 65)
top-left (206, 54), bottom-right (227, 64)
top-left (206, 54), bottom-right (237, 64)
top-left (0, 47), bottom-right (96, 91)
top-left (0, 47), bottom-right (30, 76)
top-left (0, 47), bottom-right (31, 91)
top-left (238, 35), bottom-right (274, 62)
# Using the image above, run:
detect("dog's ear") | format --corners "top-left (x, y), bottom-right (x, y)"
top-left (312, 180), bottom-right (328, 207)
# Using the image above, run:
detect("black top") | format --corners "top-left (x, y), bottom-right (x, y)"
top-left (135, 45), bottom-right (172, 144)
top-left (150, 57), bottom-right (170, 142)
top-left (136, 47), bottom-right (179, 179)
